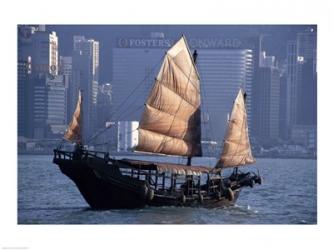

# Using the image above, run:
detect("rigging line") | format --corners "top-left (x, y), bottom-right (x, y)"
top-left (111, 83), bottom-right (154, 122)
top-left (167, 54), bottom-right (200, 93)
top-left (88, 90), bottom-right (150, 145)
top-left (116, 105), bottom-right (143, 122)
top-left (156, 79), bottom-right (198, 109)
top-left (112, 90), bottom-right (146, 122)
top-left (110, 54), bottom-right (165, 120)
top-left (86, 53), bottom-right (165, 144)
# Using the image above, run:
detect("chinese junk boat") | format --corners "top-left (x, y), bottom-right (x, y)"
top-left (53, 35), bottom-right (262, 209)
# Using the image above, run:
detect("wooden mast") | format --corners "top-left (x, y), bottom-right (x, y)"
top-left (187, 49), bottom-right (198, 166)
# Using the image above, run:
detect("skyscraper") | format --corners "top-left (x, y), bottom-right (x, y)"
top-left (96, 83), bottom-right (112, 129)
top-left (285, 27), bottom-right (317, 148)
top-left (286, 40), bottom-right (298, 127)
top-left (72, 36), bottom-right (100, 141)
top-left (31, 30), bottom-right (58, 76)
top-left (59, 56), bottom-right (72, 123)
top-left (255, 51), bottom-right (280, 143)
top-left (17, 25), bottom-right (59, 139)
top-left (18, 25), bottom-right (36, 138)
top-left (17, 57), bottom-right (32, 137)
top-left (46, 75), bottom-right (67, 138)
top-left (279, 61), bottom-right (288, 140)
top-left (297, 28), bottom-right (317, 62)
top-left (31, 74), bottom-right (48, 139)
top-left (295, 27), bottom-right (317, 126)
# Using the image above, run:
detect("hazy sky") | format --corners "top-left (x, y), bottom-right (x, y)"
top-left (47, 25), bottom-right (315, 83)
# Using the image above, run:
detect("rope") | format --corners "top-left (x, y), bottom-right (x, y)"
top-left (86, 54), bottom-right (165, 144)
top-left (111, 54), bottom-right (164, 120)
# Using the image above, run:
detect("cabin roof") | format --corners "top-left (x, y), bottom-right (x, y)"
top-left (119, 158), bottom-right (212, 176)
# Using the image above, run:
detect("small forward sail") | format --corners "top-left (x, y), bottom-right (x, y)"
top-left (136, 36), bottom-right (202, 157)
top-left (216, 89), bottom-right (255, 169)
top-left (64, 90), bottom-right (82, 143)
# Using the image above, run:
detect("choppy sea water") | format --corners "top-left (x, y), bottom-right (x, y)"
top-left (18, 155), bottom-right (316, 224)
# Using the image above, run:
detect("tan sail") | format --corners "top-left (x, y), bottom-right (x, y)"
top-left (136, 36), bottom-right (202, 156)
top-left (216, 89), bottom-right (255, 168)
top-left (64, 90), bottom-right (82, 143)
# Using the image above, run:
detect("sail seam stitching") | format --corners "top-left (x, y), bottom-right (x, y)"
top-left (145, 103), bottom-right (192, 124)
top-left (157, 55), bottom-right (195, 155)
top-left (166, 54), bottom-right (200, 93)
top-left (139, 128), bottom-right (194, 149)
top-left (155, 79), bottom-right (199, 109)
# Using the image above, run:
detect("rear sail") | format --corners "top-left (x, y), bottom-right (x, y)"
top-left (136, 36), bottom-right (202, 157)
top-left (216, 89), bottom-right (255, 169)
top-left (64, 90), bottom-right (82, 143)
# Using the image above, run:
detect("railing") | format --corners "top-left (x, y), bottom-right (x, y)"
top-left (53, 149), bottom-right (110, 162)
top-left (53, 149), bottom-right (74, 161)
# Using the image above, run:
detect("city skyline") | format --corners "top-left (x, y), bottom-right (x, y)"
top-left (47, 25), bottom-right (315, 83)
top-left (18, 24), bottom-right (317, 158)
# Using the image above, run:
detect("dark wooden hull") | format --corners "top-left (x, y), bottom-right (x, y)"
top-left (53, 153), bottom-right (240, 209)
top-left (55, 157), bottom-right (148, 209)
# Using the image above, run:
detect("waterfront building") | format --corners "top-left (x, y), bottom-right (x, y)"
top-left (117, 121), bottom-right (139, 152)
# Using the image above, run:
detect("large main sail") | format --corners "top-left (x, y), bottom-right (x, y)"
top-left (216, 89), bottom-right (255, 168)
top-left (64, 90), bottom-right (82, 143)
top-left (136, 36), bottom-right (202, 157)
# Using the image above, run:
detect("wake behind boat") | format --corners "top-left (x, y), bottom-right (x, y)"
top-left (53, 35), bottom-right (262, 209)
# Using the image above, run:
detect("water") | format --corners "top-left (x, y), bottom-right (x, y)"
top-left (18, 155), bottom-right (317, 224)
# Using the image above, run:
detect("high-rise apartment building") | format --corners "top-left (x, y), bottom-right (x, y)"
top-left (285, 27), bottom-right (317, 149)
top-left (72, 36), bottom-right (99, 141)
top-left (252, 51), bottom-right (280, 143)
top-left (17, 25), bottom-right (59, 138)
top-left (97, 83), bottom-right (112, 129)
top-left (46, 75), bottom-right (67, 138)
top-left (286, 28), bottom-right (317, 127)
top-left (59, 56), bottom-right (72, 123)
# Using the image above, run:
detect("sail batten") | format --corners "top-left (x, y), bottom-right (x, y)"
top-left (164, 54), bottom-right (200, 93)
top-left (156, 79), bottom-right (199, 110)
top-left (216, 89), bottom-right (255, 168)
top-left (137, 128), bottom-right (197, 156)
top-left (137, 36), bottom-right (202, 157)
top-left (64, 90), bottom-right (82, 143)
top-left (140, 104), bottom-right (194, 136)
